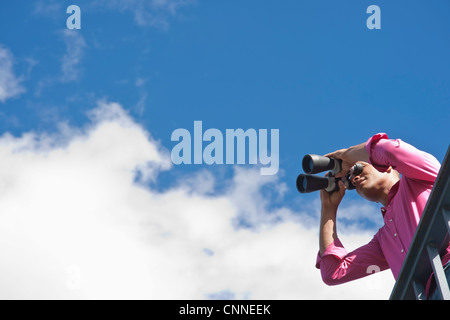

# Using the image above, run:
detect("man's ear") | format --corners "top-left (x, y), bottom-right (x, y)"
top-left (386, 166), bottom-right (401, 179)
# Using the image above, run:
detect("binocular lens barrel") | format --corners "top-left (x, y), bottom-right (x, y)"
top-left (296, 174), bottom-right (335, 193)
top-left (302, 154), bottom-right (341, 175)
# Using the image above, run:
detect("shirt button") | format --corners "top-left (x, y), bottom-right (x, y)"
top-left (394, 233), bottom-right (397, 237)
top-left (389, 219), bottom-right (393, 222)
top-left (401, 249), bottom-right (404, 253)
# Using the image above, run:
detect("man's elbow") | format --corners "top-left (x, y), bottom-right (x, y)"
top-left (321, 272), bottom-right (341, 286)
top-left (321, 271), bottom-right (345, 286)
top-left (317, 255), bottom-right (349, 286)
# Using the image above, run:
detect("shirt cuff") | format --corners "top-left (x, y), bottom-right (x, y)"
top-left (316, 238), bottom-right (348, 269)
top-left (365, 133), bottom-right (390, 172)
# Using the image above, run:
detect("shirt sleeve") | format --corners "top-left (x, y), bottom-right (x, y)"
top-left (316, 234), bottom-right (389, 286)
top-left (365, 133), bottom-right (441, 183)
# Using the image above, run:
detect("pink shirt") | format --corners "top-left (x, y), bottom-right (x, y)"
top-left (316, 133), bottom-right (450, 286)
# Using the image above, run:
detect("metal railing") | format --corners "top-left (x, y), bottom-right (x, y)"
top-left (390, 145), bottom-right (450, 300)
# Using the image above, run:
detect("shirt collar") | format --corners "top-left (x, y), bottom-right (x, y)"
top-left (380, 180), bottom-right (400, 217)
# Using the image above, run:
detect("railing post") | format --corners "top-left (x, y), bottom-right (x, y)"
top-left (412, 280), bottom-right (425, 300)
top-left (443, 207), bottom-right (450, 234)
top-left (427, 243), bottom-right (450, 300)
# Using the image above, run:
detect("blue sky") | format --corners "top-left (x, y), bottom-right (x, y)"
top-left (0, 0), bottom-right (449, 299)
top-left (2, 1), bottom-right (449, 194)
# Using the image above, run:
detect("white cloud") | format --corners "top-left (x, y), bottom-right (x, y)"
top-left (60, 30), bottom-right (86, 83)
top-left (33, 0), bottom-right (63, 18)
top-left (92, 0), bottom-right (196, 29)
top-left (34, 31), bottom-right (87, 96)
top-left (134, 77), bottom-right (148, 115)
top-left (0, 101), bottom-right (395, 299)
top-left (0, 45), bottom-right (25, 103)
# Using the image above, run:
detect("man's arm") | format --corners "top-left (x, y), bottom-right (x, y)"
top-left (317, 180), bottom-right (389, 286)
top-left (319, 139), bottom-right (372, 253)
top-left (364, 133), bottom-right (440, 183)
top-left (324, 143), bottom-right (369, 178)
top-left (319, 180), bottom-right (346, 255)
top-left (317, 234), bottom-right (390, 286)
top-left (325, 133), bottom-right (441, 184)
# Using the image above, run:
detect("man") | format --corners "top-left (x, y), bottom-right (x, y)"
top-left (315, 133), bottom-right (450, 298)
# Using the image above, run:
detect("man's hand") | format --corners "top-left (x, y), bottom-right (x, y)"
top-left (324, 143), bottom-right (369, 178)
top-left (320, 180), bottom-right (346, 211)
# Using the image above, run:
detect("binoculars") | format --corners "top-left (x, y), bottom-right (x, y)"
top-left (296, 154), bottom-right (363, 193)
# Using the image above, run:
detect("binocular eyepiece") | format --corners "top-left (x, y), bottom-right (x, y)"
top-left (296, 154), bottom-right (363, 194)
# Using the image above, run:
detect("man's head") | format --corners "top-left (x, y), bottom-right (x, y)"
top-left (350, 161), bottom-right (400, 205)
